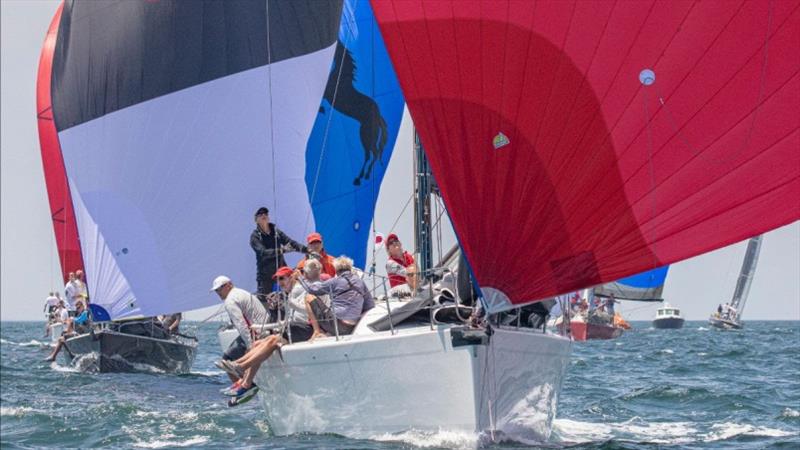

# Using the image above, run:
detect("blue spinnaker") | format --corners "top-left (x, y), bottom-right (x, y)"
top-left (305, 0), bottom-right (404, 268)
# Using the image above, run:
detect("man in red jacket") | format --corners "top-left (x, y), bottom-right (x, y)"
top-left (296, 232), bottom-right (336, 278)
top-left (385, 233), bottom-right (415, 288)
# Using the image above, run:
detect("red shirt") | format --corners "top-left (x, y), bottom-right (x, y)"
top-left (297, 250), bottom-right (336, 278)
top-left (387, 251), bottom-right (415, 287)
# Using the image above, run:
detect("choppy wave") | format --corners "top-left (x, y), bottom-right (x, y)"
top-left (1, 320), bottom-right (797, 449)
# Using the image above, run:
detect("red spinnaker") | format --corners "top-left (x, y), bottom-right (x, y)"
top-left (36, 2), bottom-right (84, 282)
top-left (372, 0), bottom-right (800, 311)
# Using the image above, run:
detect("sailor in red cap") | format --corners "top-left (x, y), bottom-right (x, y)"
top-left (296, 232), bottom-right (336, 278)
top-left (385, 233), bottom-right (415, 288)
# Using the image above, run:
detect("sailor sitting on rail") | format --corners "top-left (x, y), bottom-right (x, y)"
top-left (45, 300), bottom-right (91, 362)
top-left (286, 260), bottom-right (332, 343)
top-left (211, 275), bottom-right (269, 384)
top-left (301, 256), bottom-right (374, 340)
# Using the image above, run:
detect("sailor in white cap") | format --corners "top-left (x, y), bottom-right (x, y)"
top-left (211, 276), bottom-right (268, 376)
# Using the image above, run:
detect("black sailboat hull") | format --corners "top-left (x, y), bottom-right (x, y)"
top-left (62, 330), bottom-right (196, 373)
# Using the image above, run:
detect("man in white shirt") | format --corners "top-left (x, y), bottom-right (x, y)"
top-left (64, 272), bottom-right (79, 309)
top-left (211, 276), bottom-right (269, 374)
top-left (44, 292), bottom-right (59, 314)
top-left (43, 292), bottom-right (60, 336)
top-left (56, 300), bottom-right (70, 323)
top-left (211, 275), bottom-right (272, 405)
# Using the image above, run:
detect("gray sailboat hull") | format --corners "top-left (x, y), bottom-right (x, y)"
top-left (62, 329), bottom-right (196, 373)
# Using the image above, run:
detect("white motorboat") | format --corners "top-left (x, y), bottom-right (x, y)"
top-left (653, 303), bottom-right (685, 329)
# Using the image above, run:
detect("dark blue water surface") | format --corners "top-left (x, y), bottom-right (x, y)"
top-left (1, 321), bottom-right (798, 449)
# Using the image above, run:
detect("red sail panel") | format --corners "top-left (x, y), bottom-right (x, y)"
top-left (372, 0), bottom-right (800, 311)
top-left (36, 2), bottom-right (84, 282)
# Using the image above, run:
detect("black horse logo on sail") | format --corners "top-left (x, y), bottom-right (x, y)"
top-left (320, 41), bottom-right (389, 186)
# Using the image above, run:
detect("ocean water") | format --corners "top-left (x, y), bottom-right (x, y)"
top-left (1, 320), bottom-right (798, 449)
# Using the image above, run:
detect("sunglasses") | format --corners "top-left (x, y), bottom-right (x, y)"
top-left (277, 276), bottom-right (289, 281)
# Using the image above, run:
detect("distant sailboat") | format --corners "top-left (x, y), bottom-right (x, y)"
top-left (36, 0), bottom-right (347, 372)
top-left (556, 266), bottom-right (668, 341)
top-left (709, 236), bottom-right (764, 330)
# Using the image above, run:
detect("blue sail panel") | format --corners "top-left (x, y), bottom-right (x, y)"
top-left (304, 0), bottom-right (404, 268)
top-left (594, 266), bottom-right (670, 301)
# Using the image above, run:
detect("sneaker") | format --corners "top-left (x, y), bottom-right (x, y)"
top-left (220, 380), bottom-right (241, 395)
top-left (227, 395), bottom-right (256, 407)
top-left (225, 384), bottom-right (258, 400)
top-left (214, 360), bottom-right (244, 379)
top-left (221, 360), bottom-right (245, 378)
top-left (236, 385), bottom-right (259, 404)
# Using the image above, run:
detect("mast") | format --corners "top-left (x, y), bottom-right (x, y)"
top-left (728, 235), bottom-right (763, 315)
top-left (413, 129), bottom-right (434, 280)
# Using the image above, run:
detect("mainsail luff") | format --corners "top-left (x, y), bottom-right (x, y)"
top-left (372, 0), bottom-right (800, 313)
top-left (729, 235), bottom-right (763, 314)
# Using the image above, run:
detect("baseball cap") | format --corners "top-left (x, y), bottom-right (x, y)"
top-left (272, 266), bottom-right (294, 279)
top-left (306, 232), bottom-right (323, 244)
top-left (210, 275), bottom-right (231, 291)
top-left (387, 233), bottom-right (400, 244)
top-left (254, 207), bottom-right (269, 217)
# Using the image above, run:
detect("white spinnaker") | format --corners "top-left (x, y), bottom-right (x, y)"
top-left (57, 45), bottom-right (335, 318)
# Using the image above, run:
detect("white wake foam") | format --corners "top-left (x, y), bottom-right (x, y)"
top-left (0, 338), bottom-right (49, 347)
top-left (552, 418), bottom-right (796, 445)
top-left (188, 370), bottom-right (222, 377)
top-left (0, 406), bottom-right (44, 417)
top-left (704, 422), bottom-right (796, 441)
top-left (781, 408), bottom-right (800, 418)
top-left (132, 436), bottom-right (208, 448)
top-left (371, 428), bottom-right (480, 449)
top-left (552, 417), bottom-right (697, 445)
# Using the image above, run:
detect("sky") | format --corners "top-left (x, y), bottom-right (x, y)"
top-left (1, 1), bottom-right (798, 322)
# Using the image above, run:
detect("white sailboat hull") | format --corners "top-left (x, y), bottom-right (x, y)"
top-left (253, 325), bottom-right (571, 441)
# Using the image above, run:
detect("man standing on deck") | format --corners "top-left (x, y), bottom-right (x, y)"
top-left (64, 272), bottom-right (79, 309)
top-left (250, 207), bottom-right (307, 298)
top-left (43, 292), bottom-right (59, 337)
